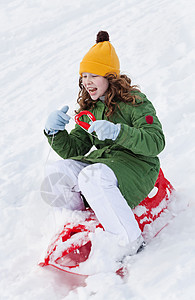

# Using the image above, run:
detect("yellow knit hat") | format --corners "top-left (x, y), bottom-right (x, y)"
top-left (79, 31), bottom-right (120, 77)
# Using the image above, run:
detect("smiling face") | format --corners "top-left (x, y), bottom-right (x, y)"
top-left (82, 73), bottom-right (109, 100)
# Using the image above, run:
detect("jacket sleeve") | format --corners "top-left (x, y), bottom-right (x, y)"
top-left (44, 124), bottom-right (93, 159)
top-left (115, 96), bottom-right (165, 157)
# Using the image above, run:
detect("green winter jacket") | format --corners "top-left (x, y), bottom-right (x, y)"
top-left (45, 91), bottom-right (165, 208)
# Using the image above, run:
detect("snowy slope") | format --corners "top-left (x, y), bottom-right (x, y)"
top-left (0, 0), bottom-right (195, 299)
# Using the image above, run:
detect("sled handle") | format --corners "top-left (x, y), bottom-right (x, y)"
top-left (75, 111), bottom-right (96, 130)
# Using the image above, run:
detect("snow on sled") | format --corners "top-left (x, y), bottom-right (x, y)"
top-left (39, 168), bottom-right (174, 275)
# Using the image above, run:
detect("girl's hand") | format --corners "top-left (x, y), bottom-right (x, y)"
top-left (88, 120), bottom-right (121, 141)
top-left (45, 106), bottom-right (70, 135)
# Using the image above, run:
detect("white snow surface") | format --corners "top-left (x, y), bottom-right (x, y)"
top-left (1, 0), bottom-right (195, 299)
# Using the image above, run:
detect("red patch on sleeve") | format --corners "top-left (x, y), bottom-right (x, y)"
top-left (145, 115), bottom-right (153, 124)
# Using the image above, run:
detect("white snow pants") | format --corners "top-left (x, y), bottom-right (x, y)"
top-left (45, 159), bottom-right (141, 244)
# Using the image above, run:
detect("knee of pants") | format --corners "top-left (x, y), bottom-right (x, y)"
top-left (45, 159), bottom-right (86, 189)
top-left (42, 159), bottom-right (85, 210)
top-left (78, 163), bottom-right (118, 196)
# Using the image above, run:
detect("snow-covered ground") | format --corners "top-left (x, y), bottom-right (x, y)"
top-left (1, 0), bottom-right (195, 299)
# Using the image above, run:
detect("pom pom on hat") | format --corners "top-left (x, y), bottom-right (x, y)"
top-left (96, 31), bottom-right (110, 43)
top-left (79, 31), bottom-right (120, 77)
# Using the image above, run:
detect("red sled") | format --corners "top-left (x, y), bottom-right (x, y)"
top-left (39, 168), bottom-right (174, 275)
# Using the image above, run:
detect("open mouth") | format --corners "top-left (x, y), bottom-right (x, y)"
top-left (88, 87), bottom-right (97, 94)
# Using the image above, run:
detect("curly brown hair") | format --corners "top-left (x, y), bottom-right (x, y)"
top-left (76, 73), bottom-right (141, 118)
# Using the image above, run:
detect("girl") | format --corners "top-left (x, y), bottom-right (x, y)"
top-left (44, 31), bottom-right (165, 255)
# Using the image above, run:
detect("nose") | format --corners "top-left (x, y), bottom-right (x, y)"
top-left (82, 74), bottom-right (93, 86)
top-left (86, 76), bottom-right (93, 85)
